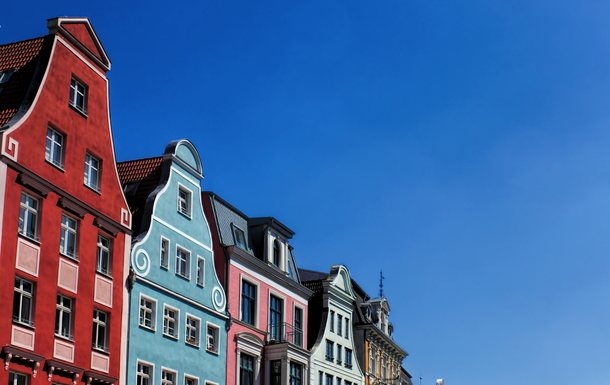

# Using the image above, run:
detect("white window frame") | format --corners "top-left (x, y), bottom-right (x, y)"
top-left (160, 237), bottom-right (170, 270)
top-left (240, 277), bottom-right (258, 327)
top-left (92, 309), bottom-right (108, 352)
top-left (177, 184), bottom-right (192, 218)
top-left (175, 246), bottom-right (190, 279)
top-left (293, 305), bottom-right (304, 347)
top-left (69, 77), bottom-right (87, 114)
top-left (185, 313), bottom-right (200, 347)
top-left (13, 277), bottom-right (34, 326)
top-left (96, 234), bottom-right (111, 276)
top-left (196, 256), bottom-right (205, 287)
top-left (233, 225), bottom-right (246, 249)
top-left (55, 294), bottom-right (73, 340)
top-left (45, 127), bottom-right (64, 169)
top-left (136, 360), bottom-right (153, 385)
top-left (161, 368), bottom-right (177, 385)
top-left (184, 375), bottom-right (199, 385)
top-left (163, 304), bottom-right (179, 339)
top-left (206, 322), bottom-right (220, 354)
top-left (139, 295), bottom-right (157, 330)
top-left (9, 371), bottom-right (29, 385)
top-left (19, 192), bottom-right (39, 241)
top-left (84, 153), bottom-right (101, 192)
top-left (60, 214), bottom-right (78, 259)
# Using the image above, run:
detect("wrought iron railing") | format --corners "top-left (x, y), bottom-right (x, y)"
top-left (267, 322), bottom-right (303, 347)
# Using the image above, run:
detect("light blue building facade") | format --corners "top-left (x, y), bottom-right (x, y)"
top-left (119, 140), bottom-right (227, 385)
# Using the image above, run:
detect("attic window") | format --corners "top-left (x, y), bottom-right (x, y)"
top-left (233, 226), bottom-right (246, 249)
top-left (0, 68), bottom-right (16, 84)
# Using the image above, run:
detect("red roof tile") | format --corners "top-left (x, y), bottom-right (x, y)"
top-left (116, 157), bottom-right (163, 184)
top-left (0, 37), bottom-right (45, 70)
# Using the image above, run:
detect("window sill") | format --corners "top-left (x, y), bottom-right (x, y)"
top-left (12, 320), bottom-right (35, 330)
top-left (84, 184), bottom-right (101, 195)
top-left (175, 273), bottom-right (190, 282)
top-left (60, 253), bottom-right (79, 263)
top-left (45, 159), bottom-right (65, 172)
top-left (178, 211), bottom-right (192, 220)
top-left (17, 232), bottom-right (40, 245)
top-left (163, 333), bottom-right (178, 341)
top-left (69, 103), bottom-right (88, 118)
top-left (138, 324), bottom-right (156, 333)
top-left (185, 341), bottom-right (200, 349)
top-left (206, 348), bottom-right (219, 356)
top-left (96, 271), bottom-right (113, 280)
top-left (92, 346), bottom-right (109, 355)
top-left (55, 334), bottom-right (74, 343)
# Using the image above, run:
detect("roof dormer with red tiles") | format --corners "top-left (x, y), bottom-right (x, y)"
top-left (0, 18), bottom-right (130, 385)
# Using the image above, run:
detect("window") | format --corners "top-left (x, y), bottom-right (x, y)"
top-left (269, 295), bottom-right (283, 342)
top-left (337, 379), bottom-right (342, 385)
top-left (241, 281), bottom-right (256, 325)
top-left (45, 128), bottom-right (64, 168)
top-left (270, 360), bottom-right (281, 385)
top-left (55, 294), bottom-right (73, 339)
top-left (60, 214), bottom-right (78, 259)
top-left (206, 324), bottom-right (219, 353)
top-left (272, 240), bottom-right (280, 267)
top-left (345, 349), bottom-right (353, 369)
top-left (161, 369), bottom-right (176, 385)
top-left (175, 247), bottom-right (190, 279)
top-left (319, 372), bottom-right (323, 385)
top-left (345, 318), bottom-right (349, 340)
top-left (185, 377), bottom-right (198, 385)
top-left (84, 153), bottom-right (101, 191)
top-left (96, 234), bottom-right (111, 275)
top-left (233, 226), bottom-right (246, 249)
top-left (69, 78), bottom-right (87, 113)
top-left (369, 349), bottom-right (377, 376)
top-left (18, 193), bottom-right (39, 241)
top-left (13, 277), bottom-right (33, 326)
top-left (177, 186), bottom-right (191, 217)
top-left (196, 257), bottom-right (204, 287)
top-left (163, 305), bottom-right (179, 339)
top-left (139, 296), bottom-right (156, 330)
top-left (294, 307), bottom-right (303, 347)
top-left (337, 314), bottom-right (343, 336)
top-left (325, 340), bottom-right (334, 362)
top-left (289, 363), bottom-right (302, 385)
top-left (336, 344), bottom-right (342, 365)
top-left (325, 374), bottom-right (334, 385)
top-left (92, 309), bottom-right (108, 351)
top-left (330, 311), bottom-right (335, 332)
top-left (239, 354), bottom-right (254, 385)
top-left (185, 315), bottom-right (200, 347)
top-left (136, 362), bottom-right (152, 385)
top-left (9, 372), bottom-right (28, 385)
top-left (160, 238), bottom-right (169, 269)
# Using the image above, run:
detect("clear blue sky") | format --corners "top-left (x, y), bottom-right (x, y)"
top-left (3, 1), bottom-right (610, 384)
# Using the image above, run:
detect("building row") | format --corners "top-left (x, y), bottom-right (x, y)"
top-left (0, 18), bottom-right (413, 385)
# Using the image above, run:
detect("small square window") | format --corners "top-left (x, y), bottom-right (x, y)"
top-left (139, 295), bottom-right (156, 330)
top-left (84, 153), bottom-right (101, 192)
top-left (185, 315), bottom-right (200, 347)
top-left (206, 323), bottom-right (220, 353)
top-left (45, 127), bottom-right (64, 168)
top-left (196, 257), bottom-right (205, 287)
top-left (185, 376), bottom-right (199, 385)
top-left (161, 369), bottom-right (177, 385)
top-left (137, 362), bottom-right (153, 385)
top-left (160, 237), bottom-right (169, 270)
top-left (60, 214), bottom-right (78, 259)
top-left (163, 305), bottom-right (179, 339)
top-left (19, 192), bottom-right (39, 241)
top-left (70, 78), bottom-right (87, 114)
top-left (175, 247), bottom-right (190, 279)
top-left (92, 309), bottom-right (108, 351)
top-left (55, 294), bottom-right (73, 340)
top-left (233, 226), bottom-right (246, 249)
top-left (177, 186), bottom-right (191, 217)
top-left (96, 234), bottom-right (111, 276)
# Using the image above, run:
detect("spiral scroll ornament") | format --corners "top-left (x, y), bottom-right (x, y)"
top-left (132, 250), bottom-right (151, 277)
top-left (212, 286), bottom-right (226, 312)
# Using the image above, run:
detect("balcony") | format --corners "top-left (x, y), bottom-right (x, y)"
top-left (267, 322), bottom-right (303, 347)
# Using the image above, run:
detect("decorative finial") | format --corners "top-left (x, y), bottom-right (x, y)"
top-left (379, 270), bottom-right (385, 297)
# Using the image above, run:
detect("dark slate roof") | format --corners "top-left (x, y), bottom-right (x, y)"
top-left (298, 268), bottom-right (328, 282)
top-left (0, 36), bottom-right (51, 128)
top-left (116, 156), bottom-right (164, 235)
top-left (205, 192), bottom-right (254, 254)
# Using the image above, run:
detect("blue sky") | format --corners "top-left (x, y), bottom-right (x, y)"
top-left (3, 1), bottom-right (610, 384)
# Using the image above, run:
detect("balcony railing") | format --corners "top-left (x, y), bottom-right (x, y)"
top-left (267, 322), bottom-right (303, 347)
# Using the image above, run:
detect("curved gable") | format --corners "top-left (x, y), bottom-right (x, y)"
top-left (330, 265), bottom-right (356, 299)
top-left (165, 139), bottom-right (203, 177)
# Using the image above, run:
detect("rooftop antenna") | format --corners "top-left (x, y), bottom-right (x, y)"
top-left (379, 270), bottom-right (385, 297)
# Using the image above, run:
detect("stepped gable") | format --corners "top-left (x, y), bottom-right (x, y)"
top-left (117, 156), bottom-right (163, 234)
top-left (0, 36), bottom-right (49, 127)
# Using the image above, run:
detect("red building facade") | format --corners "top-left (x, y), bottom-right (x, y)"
top-left (0, 18), bottom-right (131, 385)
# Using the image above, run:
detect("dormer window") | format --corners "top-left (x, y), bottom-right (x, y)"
top-left (70, 77), bottom-right (87, 114)
top-left (233, 226), bottom-right (246, 249)
top-left (177, 185), bottom-right (192, 218)
top-left (272, 240), bottom-right (280, 267)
